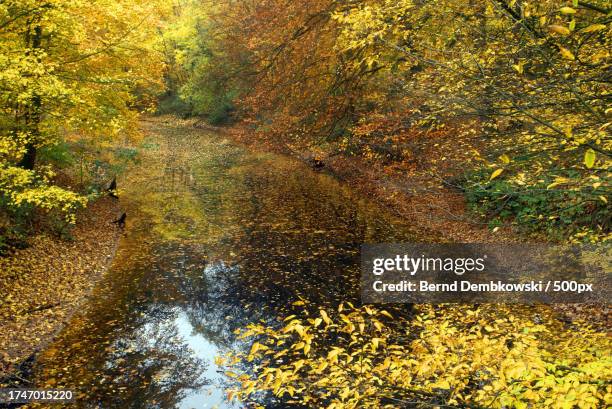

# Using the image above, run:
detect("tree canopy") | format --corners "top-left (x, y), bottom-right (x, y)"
top-left (0, 0), bottom-right (168, 231)
top-left (167, 0), bottom-right (611, 241)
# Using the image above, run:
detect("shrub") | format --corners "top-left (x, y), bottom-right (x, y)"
top-left (463, 165), bottom-right (610, 243)
top-left (222, 303), bottom-right (611, 409)
top-left (0, 164), bottom-right (87, 240)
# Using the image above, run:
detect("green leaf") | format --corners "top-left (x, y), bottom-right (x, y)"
top-left (584, 149), bottom-right (596, 168)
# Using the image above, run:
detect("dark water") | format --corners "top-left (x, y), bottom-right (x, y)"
top-left (25, 123), bottom-right (423, 408)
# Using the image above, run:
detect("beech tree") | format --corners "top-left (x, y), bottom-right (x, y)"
top-left (0, 0), bottom-right (169, 226)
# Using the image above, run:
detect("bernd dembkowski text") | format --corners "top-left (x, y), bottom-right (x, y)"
top-left (360, 244), bottom-right (610, 303)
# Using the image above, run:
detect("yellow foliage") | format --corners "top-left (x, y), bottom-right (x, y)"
top-left (0, 0), bottom-right (171, 224)
top-left (223, 304), bottom-right (611, 408)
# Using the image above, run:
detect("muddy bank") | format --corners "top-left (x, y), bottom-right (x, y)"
top-left (0, 196), bottom-right (122, 382)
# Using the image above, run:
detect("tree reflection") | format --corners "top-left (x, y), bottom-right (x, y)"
top-left (29, 128), bottom-right (420, 408)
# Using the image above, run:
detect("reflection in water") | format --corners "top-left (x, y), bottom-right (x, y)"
top-left (26, 122), bottom-right (424, 408)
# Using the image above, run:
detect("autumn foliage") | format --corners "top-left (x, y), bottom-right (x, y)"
top-left (167, 0), bottom-right (611, 241)
top-left (151, 1), bottom-right (612, 407)
top-left (223, 303), bottom-right (611, 408)
top-left (0, 0), bottom-right (169, 245)
top-left (1, 1), bottom-right (610, 407)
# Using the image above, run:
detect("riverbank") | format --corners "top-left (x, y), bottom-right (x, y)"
top-left (217, 121), bottom-right (507, 243)
top-left (215, 119), bottom-right (608, 328)
top-left (0, 196), bottom-right (121, 382)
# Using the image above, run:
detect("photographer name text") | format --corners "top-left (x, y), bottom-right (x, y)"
top-left (372, 280), bottom-right (593, 294)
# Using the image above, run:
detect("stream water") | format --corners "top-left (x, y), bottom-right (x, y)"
top-left (25, 121), bottom-right (424, 408)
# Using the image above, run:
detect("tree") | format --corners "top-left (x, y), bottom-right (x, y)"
top-left (0, 0), bottom-right (169, 232)
top-left (193, 0), bottom-right (610, 240)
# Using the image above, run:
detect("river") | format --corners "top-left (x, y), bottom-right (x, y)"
top-left (25, 120), bottom-right (423, 408)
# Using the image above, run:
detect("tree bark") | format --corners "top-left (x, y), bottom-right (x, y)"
top-left (19, 24), bottom-right (43, 170)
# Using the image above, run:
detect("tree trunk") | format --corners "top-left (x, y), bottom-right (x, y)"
top-left (18, 143), bottom-right (37, 170)
top-left (19, 24), bottom-right (43, 170)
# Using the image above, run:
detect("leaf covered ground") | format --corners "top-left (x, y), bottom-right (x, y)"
top-left (0, 196), bottom-right (121, 380)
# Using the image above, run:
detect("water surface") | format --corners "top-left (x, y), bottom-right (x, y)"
top-left (27, 122), bottom-right (423, 408)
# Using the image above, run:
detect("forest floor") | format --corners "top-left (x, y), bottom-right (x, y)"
top-left (0, 196), bottom-right (121, 380)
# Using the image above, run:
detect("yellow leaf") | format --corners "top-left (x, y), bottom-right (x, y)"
top-left (316, 361), bottom-right (328, 372)
top-left (320, 309), bottom-right (332, 325)
top-left (250, 342), bottom-right (262, 356)
top-left (293, 360), bottom-right (305, 372)
top-left (490, 168), bottom-right (504, 180)
top-left (559, 46), bottom-right (575, 60)
top-left (548, 25), bottom-right (571, 35)
top-left (584, 149), bottom-right (596, 168)
top-left (547, 177), bottom-right (569, 190)
top-left (559, 7), bottom-right (576, 14)
top-left (327, 349), bottom-right (340, 361)
top-left (245, 384), bottom-right (256, 395)
top-left (582, 24), bottom-right (606, 33)
top-left (512, 63), bottom-right (524, 74)
top-left (433, 379), bottom-right (451, 389)
top-left (373, 320), bottom-right (383, 331)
